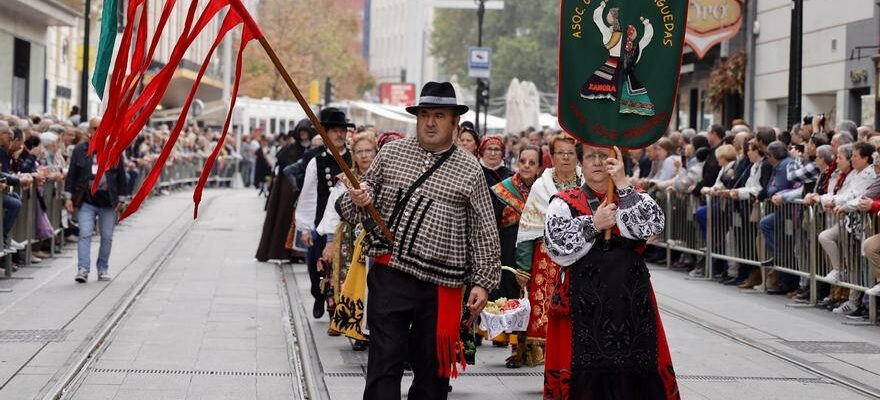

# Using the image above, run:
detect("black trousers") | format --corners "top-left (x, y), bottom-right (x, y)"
top-left (364, 264), bottom-right (449, 400)
top-left (305, 232), bottom-right (327, 302)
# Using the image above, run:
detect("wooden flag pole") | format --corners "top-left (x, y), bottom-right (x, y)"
top-left (255, 35), bottom-right (395, 244)
top-left (604, 147), bottom-right (617, 241)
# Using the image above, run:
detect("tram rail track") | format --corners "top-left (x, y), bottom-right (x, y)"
top-left (659, 303), bottom-right (880, 400)
top-left (34, 195), bottom-right (220, 400)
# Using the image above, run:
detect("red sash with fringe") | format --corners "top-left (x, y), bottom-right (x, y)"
top-left (373, 253), bottom-right (466, 378)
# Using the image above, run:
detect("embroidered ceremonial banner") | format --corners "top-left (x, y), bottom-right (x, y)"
top-left (558, 0), bottom-right (688, 148)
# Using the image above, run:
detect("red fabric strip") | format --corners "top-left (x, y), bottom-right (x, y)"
top-left (192, 21), bottom-right (256, 218)
top-left (374, 254), bottom-right (391, 265)
top-left (89, 0), bottom-right (144, 161)
top-left (94, 0), bottom-right (226, 195)
top-left (436, 286), bottom-right (465, 378)
top-left (121, 7), bottom-right (245, 220)
top-left (229, 0), bottom-right (264, 39)
top-left (104, 0), bottom-right (203, 171)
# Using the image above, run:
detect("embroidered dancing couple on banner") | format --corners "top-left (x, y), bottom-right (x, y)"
top-left (580, 0), bottom-right (656, 117)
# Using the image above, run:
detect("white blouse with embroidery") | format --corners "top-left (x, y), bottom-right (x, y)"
top-left (543, 187), bottom-right (665, 267)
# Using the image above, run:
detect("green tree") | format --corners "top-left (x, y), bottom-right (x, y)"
top-left (430, 1), bottom-right (560, 100)
top-left (240, 0), bottom-right (373, 101)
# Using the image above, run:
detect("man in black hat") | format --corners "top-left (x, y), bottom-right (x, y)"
top-left (337, 82), bottom-right (501, 399)
top-left (294, 107), bottom-right (354, 319)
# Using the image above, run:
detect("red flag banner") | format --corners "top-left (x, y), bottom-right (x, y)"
top-left (91, 0), bottom-right (264, 220)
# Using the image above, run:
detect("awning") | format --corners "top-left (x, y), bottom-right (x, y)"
top-left (540, 113), bottom-right (560, 130)
top-left (0, 0), bottom-right (77, 27)
top-left (460, 111), bottom-right (506, 132)
top-left (350, 101), bottom-right (417, 125)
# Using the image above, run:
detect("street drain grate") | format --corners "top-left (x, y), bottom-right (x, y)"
top-left (324, 371), bottom-right (830, 384)
top-left (780, 341), bottom-right (880, 354)
top-left (0, 329), bottom-right (71, 343)
top-left (324, 371), bottom-right (544, 378)
top-left (90, 368), bottom-right (292, 377)
top-left (677, 375), bottom-right (830, 384)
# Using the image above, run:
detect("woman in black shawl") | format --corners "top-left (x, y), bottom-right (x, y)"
top-left (255, 119), bottom-right (315, 262)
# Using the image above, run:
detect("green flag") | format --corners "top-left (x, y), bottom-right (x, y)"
top-left (558, 0), bottom-right (688, 148)
top-left (92, 0), bottom-right (118, 99)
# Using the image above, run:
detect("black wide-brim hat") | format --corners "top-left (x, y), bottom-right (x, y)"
top-left (405, 81), bottom-right (469, 116)
top-left (320, 107), bottom-right (356, 129)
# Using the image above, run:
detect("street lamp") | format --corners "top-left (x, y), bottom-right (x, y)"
top-left (80, 0), bottom-right (92, 122)
top-left (433, 1), bottom-right (503, 134)
top-left (873, 53), bottom-right (879, 130)
top-left (475, 0), bottom-right (486, 134)
top-left (786, 0), bottom-right (803, 130)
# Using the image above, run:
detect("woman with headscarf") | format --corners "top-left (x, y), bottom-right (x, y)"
top-left (489, 145), bottom-right (542, 368)
top-left (542, 145), bottom-right (678, 399)
top-left (458, 122), bottom-right (480, 157)
top-left (480, 135), bottom-right (514, 192)
top-left (513, 133), bottom-right (583, 367)
top-left (255, 119), bottom-right (315, 262)
top-left (474, 135), bottom-right (514, 347)
top-left (326, 131), bottom-right (404, 351)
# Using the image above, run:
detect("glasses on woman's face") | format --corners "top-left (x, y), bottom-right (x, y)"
top-left (355, 149), bottom-right (376, 157)
top-left (554, 151), bottom-right (577, 159)
top-left (484, 147), bottom-right (503, 154)
top-left (519, 159), bottom-right (539, 167)
top-left (583, 151), bottom-right (610, 163)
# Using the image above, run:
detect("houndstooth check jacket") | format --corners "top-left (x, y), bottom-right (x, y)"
top-left (336, 137), bottom-right (502, 290)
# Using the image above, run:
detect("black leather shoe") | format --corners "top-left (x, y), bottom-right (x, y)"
top-left (312, 300), bottom-right (325, 319)
top-left (722, 277), bottom-right (740, 286)
top-left (767, 287), bottom-right (796, 295)
top-left (352, 340), bottom-right (368, 351)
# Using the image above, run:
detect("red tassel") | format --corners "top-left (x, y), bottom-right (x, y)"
top-left (436, 286), bottom-right (465, 379)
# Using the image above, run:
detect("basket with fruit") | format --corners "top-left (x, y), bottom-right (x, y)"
top-left (479, 297), bottom-right (531, 340)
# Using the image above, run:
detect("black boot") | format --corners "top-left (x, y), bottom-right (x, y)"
top-left (312, 299), bottom-right (325, 319)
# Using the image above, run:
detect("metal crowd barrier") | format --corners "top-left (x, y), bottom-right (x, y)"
top-left (0, 156), bottom-right (235, 293)
top-left (144, 155), bottom-right (235, 192)
top-left (658, 190), bottom-right (706, 260)
top-left (656, 190), bottom-right (879, 325)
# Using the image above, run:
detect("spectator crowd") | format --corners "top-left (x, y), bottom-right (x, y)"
top-left (0, 110), bottom-right (238, 276)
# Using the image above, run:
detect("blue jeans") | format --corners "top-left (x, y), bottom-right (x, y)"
top-left (77, 202), bottom-right (117, 273)
top-left (695, 205), bottom-right (708, 238)
top-left (2, 194), bottom-right (21, 238)
top-left (760, 213), bottom-right (776, 254)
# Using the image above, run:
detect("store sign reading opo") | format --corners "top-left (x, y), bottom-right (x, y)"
top-left (685, 0), bottom-right (743, 59)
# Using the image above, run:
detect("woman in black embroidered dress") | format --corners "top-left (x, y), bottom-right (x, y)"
top-left (542, 145), bottom-right (679, 400)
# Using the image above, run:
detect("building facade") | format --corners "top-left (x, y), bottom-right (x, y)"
top-left (0, 0), bottom-right (78, 117)
top-left (753, 0), bottom-right (879, 128)
top-left (143, 0), bottom-right (225, 110)
top-left (672, 0), bottom-right (750, 131)
top-left (368, 0), bottom-right (438, 92)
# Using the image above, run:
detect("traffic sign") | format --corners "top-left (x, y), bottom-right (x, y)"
top-left (468, 47), bottom-right (492, 78)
